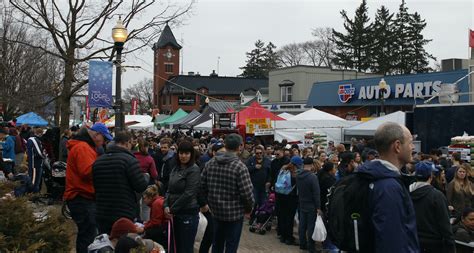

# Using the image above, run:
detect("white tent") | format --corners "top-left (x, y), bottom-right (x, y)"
top-left (126, 115), bottom-right (153, 124)
top-left (273, 120), bottom-right (358, 144)
top-left (289, 108), bottom-right (344, 121)
top-left (344, 111), bottom-right (406, 136)
top-left (128, 121), bottom-right (155, 131)
top-left (277, 112), bottom-right (294, 120)
top-left (194, 119), bottom-right (212, 131)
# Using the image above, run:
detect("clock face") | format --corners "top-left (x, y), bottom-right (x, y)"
top-left (164, 50), bottom-right (173, 60)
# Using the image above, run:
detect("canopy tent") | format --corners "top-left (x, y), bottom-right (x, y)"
top-left (288, 108), bottom-right (344, 121)
top-left (172, 110), bottom-right (201, 128)
top-left (153, 114), bottom-right (169, 124)
top-left (277, 112), bottom-right (295, 120)
top-left (16, 112), bottom-right (48, 126)
top-left (344, 111), bottom-right (406, 136)
top-left (128, 121), bottom-right (155, 131)
top-left (105, 115), bottom-right (153, 128)
top-left (237, 102), bottom-right (285, 126)
top-left (185, 106), bottom-right (218, 128)
top-left (157, 108), bottom-right (188, 125)
top-left (194, 119), bottom-right (212, 131)
top-left (273, 119), bottom-right (358, 144)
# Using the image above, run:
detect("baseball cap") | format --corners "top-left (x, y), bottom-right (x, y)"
top-left (212, 142), bottom-right (225, 152)
top-left (303, 157), bottom-right (314, 165)
top-left (210, 137), bottom-right (218, 144)
top-left (367, 149), bottom-right (379, 157)
top-left (90, 123), bottom-right (113, 141)
top-left (290, 156), bottom-right (303, 166)
top-left (415, 161), bottom-right (438, 179)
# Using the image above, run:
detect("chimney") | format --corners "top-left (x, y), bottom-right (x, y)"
top-left (210, 70), bottom-right (218, 77)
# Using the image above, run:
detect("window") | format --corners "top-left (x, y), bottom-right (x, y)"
top-left (165, 64), bottom-right (173, 73)
top-left (281, 86), bottom-right (292, 102)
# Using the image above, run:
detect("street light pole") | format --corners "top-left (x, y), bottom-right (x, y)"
top-left (112, 17), bottom-right (128, 131)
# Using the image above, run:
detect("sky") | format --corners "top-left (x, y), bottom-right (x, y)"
top-left (121, 0), bottom-right (474, 90)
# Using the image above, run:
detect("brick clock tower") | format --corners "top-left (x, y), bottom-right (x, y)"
top-left (152, 23), bottom-right (182, 113)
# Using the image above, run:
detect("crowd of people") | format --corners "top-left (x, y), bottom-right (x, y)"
top-left (1, 120), bottom-right (474, 253)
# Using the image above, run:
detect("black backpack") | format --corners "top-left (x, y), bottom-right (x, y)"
top-left (326, 172), bottom-right (375, 253)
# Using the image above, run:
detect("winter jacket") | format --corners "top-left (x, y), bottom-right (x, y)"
top-left (59, 135), bottom-right (69, 162)
top-left (14, 135), bottom-right (26, 154)
top-left (453, 222), bottom-right (474, 243)
top-left (201, 152), bottom-right (254, 221)
top-left (63, 128), bottom-right (98, 201)
top-left (357, 159), bottom-right (420, 253)
top-left (164, 163), bottom-right (201, 215)
top-left (134, 152), bottom-right (158, 182)
top-left (246, 156), bottom-right (271, 191)
top-left (270, 156), bottom-right (290, 187)
top-left (447, 180), bottom-right (474, 213)
top-left (2, 135), bottom-right (16, 161)
top-left (410, 182), bottom-right (455, 251)
top-left (145, 196), bottom-right (166, 230)
top-left (296, 169), bottom-right (321, 213)
top-left (158, 151), bottom-right (176, 194)
top-left (318, 171), bottom-right (336, 213)
top-left (93, 145), bottom-right (148, 224)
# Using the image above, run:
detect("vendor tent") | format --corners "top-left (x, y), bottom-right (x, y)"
top-left (128, 121), bottom-right (155, 131)
top-left (172, 110), bottom-right (201, 127)
top-left (344, 111), bottom-right (406, 136)
top-left (273, 119), bottom-right (358, 144)
top-left (186, 106), bottom-right (218, 128)
top-left (277, 112), bottom-right (294, 120)
top-left (153, 114), bottom-right (169, 124)
top-left (288, 108), bottom-right (344, 121)
top-left (237, 102), bottom-right (284, 126)
top-left (157, 108), bottom-right (188, 125)
top-left (105, 115), bottom-right (153, 128)
top-left (194, 119), bottom-right (212, 131)
top-left (16, 112), bottom-right (48, 126)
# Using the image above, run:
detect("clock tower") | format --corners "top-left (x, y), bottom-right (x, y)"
top-left (152, 23), bottom-right (182, 112)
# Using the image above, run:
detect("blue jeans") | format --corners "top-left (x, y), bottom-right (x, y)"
top-left (299, 211), bottom-right (316, 252)
top-left (28, 162), bottom-right (42, 193)
top-left (253, 188), bottom-right (266, 207)
top-left (174, 214), bottom-right (199, 253)
top-left (212, 218), bottom-right (244, 253)
top-left (67, 196), bottom-right (97, 253)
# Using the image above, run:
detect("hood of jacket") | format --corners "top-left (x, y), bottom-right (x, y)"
top-left (68, 127), bottom-right (95, 149)
top-left (215, 151), bottom-right (240, 164)
top-left (357, 159), bottom-right (401, 180)
top-left (409, 182), bottom-right (433, 200)
top-left (297, 169), bottom-right (313, 180)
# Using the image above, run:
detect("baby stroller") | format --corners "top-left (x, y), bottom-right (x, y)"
top-left (43, 161), bottom-right (66, 201)
top-left (249, 192), bottom-right (275, 235)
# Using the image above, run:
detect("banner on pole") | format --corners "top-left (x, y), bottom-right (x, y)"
top-left (131, 98), bottom-right (139, 115)
top-left (88, 61), bottom-right (113, 108)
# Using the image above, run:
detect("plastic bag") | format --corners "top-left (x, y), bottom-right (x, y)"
top-left (195, 212), bottom-right (208, 243)
top-left (312, 214), bottom-right (327, 242)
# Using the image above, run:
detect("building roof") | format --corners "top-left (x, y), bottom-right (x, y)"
top-left (208, 101), bottom-right (238, 113)
top-left (165, 75), bottom-right (268, 95)
top-left (153, 24), bottom-right (182, 50)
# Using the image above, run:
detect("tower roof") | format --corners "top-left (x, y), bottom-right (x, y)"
top-left (153, 23), bottom-right (182, 50)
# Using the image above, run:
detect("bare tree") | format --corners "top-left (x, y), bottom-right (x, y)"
top-left (123, 78), bottom-right (153, 114)
top-left (7, 0), bottom-right (193, 132)
top-left (0, 7), bottom-right (62, 120)
top-left (301, 40), bottom-right (324, 67)
top-left (277, 43), bottom-right (306, 67)
top-left (311, 27), bottom-right (335, 68)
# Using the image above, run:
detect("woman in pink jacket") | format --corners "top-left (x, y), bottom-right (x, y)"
top-left (135, 138), bottom-right (158, 221)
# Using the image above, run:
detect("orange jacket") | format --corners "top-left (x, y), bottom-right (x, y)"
top-left (63, 139), bottom-right (97, 201)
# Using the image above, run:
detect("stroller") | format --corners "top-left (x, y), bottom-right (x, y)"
top-left (249, 192), bottom-right (275, 235)
top-left (43, 161), bottom-right (66, 201)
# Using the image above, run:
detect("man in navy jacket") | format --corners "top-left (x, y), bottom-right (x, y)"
top-left (357, 122), bottom-right (420, 253)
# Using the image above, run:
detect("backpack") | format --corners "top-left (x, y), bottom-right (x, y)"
top-left (325, 172), bottom-right (375, 253)
top-left (275, 170), bottom-right (294, 195)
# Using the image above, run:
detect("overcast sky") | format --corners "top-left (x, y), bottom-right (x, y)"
top-left (122, 0), bottom-right (474, 89)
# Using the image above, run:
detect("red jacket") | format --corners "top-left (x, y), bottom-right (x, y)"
top-left (134, 152), bottom-right (158, 180)
top-left (144, 196), bottom-right (166, 230)
top-left (63, 138), bottom-right (97, 201)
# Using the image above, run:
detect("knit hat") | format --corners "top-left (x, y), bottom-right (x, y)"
top-left (110, 218), bottom-right (138, 239)
top-left (303, 157), bottom-right (314, 165)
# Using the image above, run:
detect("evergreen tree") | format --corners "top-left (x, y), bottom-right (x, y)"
top-left (332, 0), bottom-right (373, 72)
top-left (408, 12), bottom-right (435, 73)
top-left (240, 40), bottom-right (279, 78)
top-left (393, 0), bottom-right (414, 74)
top-left (371, 5), bottom-right (397, 74)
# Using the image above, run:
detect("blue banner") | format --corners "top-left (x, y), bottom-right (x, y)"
top-left (88, 61), bottom-right (113, 108)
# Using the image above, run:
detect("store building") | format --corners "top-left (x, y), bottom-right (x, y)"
top-left (306, 68), bottom-right (471, 120)
top-left (261, 65), bottom-right (379, 113)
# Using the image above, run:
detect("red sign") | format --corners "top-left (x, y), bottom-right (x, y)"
top-left (85, 96), bottom-right (90, 121)
top-left (131, 98), bottom-right (139, 115)
top-left (470, 29), bottom-right (474, 48)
